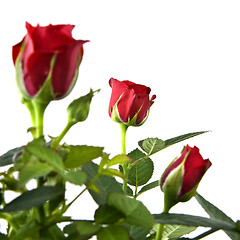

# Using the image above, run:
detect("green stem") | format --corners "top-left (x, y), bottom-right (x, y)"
top-left (51, 121), bottom-right (74, 149)
top-left (30, 101), bottom-right (48, 224)
top-left (32, 100), bottom-right (48, 138)
top-left (119, 123), bottom-right (129, 193)
top-left (155, 206), bottom-right (169, 240)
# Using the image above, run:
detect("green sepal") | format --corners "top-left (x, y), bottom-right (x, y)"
top-left (161, 163), bottom-right (184, 212)
top-left (14, 41), bottom-right (31, 101)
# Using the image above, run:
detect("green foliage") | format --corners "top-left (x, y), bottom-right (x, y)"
top-left (162, 224), bottom-right (197, 239)
top-left (64, 221), bottom-right (100, 240)
top-left (137, 180), bottom-right (159, 195)
top-left (18, 161), bottom-right (52, 187)
top-left (127, 148), bottom-right (154, 186)
top-left (25, 143), bottom-right (64, 172)
top-left (94, 204), bottom-right (125, 224)
top-left (139, 131), bottom-right (207, 155)
top-left (61, 169), bottom-right (86, 186)
top-left (64, 145), bottom-right (104, 168)
top-left (154, 213), bottom-right (238, 232)
top-left (195, 193), bottom-right (240, 240)
top-left (82, 162), bottom-right (124, 205)
top-left (0, 146), bottom-right (22, 166)
top-left (107, 193), bottom-right (155, 228)
top-left (97, 225), bottom-right (129, 240)
top-left (2, 186), bottom-right (64, 212)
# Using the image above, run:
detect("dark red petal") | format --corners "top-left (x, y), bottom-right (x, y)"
top-left (27, 23), bottom-right (76, 51)
top-left (178, 146), bottom-right (211, 197)
top-left (160, 146), bottom-right (189, 188)
top-left (123, 80), bottom-right (151, 95)
top-left (108, 78), bottom-right (129, 118)
top-left (24, 51), bottom-right (54, 96)
top-left (51, 40), bottom-right (86, 98)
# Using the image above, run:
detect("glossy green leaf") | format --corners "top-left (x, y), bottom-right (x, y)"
top-left (64, 145), bottom-right (104, 169)
top-left (64, 221), bottom-right (100, 240)
top-left (129, 225), bottom-right (150, 240)
top-left (18, 161), bottom-right (53, 187)
top-left (25, 144), bottom-right (64, 172)
top-left (2, 186), bottom-right (64, 212)
top-left (195, 193), bottom-right (240, 240)
top-left (165, 131), bottom-right (207, 147)
top-left (138, 138), bottom-right (165, 155)
top-left (162, 224), bottom-right (197, 239)
top-left (97, 225), bottom-right (129, 240)
top-left (61, 169), bottom-right (87, 186)
top-left (76, 221), bottom-right (100, 236)
top-left (154, 213), bottom-right (237, 231)
top-left (82, 162), bottom-right (123, 205)
top-left (94, 204), bottom-right (125, 224)
top-left (127, 149), bottom-right (154, 186)
top-left (137, 180), bottom-right (159, 195)
top-left (138, 131), bottom-right (207, 155)
top-left (107, 193), bottom-right (155, 228)
top-left (0, 146), bottom-right (22, 167)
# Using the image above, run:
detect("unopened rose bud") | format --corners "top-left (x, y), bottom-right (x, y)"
top-left (108, 78), bottom-right (156, 127)
top-left (160, 145), bottom-right (211, 211)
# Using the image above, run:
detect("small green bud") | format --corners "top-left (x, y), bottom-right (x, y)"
top-left (67, 89), bottom-right (99, 125)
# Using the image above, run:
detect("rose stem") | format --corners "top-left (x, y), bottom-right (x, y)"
top-left (119, 123), bottom-right (129, 193)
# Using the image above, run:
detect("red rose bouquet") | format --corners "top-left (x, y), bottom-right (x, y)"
top-left (0, 22), bottom-right (239, 240)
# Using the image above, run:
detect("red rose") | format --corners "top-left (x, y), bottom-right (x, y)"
top-left (108, 78), bottom-right (156, 126)
top-left (12, 22), bottom-right (88, 102)
top-left (160, 145), bottom-right (211, 211)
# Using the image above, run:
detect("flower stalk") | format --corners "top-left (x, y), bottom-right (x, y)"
top-left (119, 123), bottom-right (129, 193)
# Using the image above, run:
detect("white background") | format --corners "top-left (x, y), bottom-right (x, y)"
top-left (0, 1), bottom-right (240, 239)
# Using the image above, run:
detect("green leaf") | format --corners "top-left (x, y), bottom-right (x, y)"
top-left (82, 162), bottom-right (123, 205)
top-left (97, 225), bottom-right (129, 240)
top-left (195, 193), bottom-right (240, 240)
top-left (162, 224), bottom-right (197, 239)
top-left (138, 138), bottom-right (165, 155)
top-left (0, 146), bottom-right (22, 167)
top-left (94, 204), bottom-right (125, 224)
top-left (18, 161), bottom-right (53, 187)
top-left (129, 225), bottom-right (150, 240)
top-left (11, 220), bottom-right (40, 240)
top-left (76, 221), bottom-right (100, 236)
top-left (154, 213), bottom-right (237, 231)
top-left (64, 145), bottom-right (104, 169)
top-left (165, 131), bottom-right (207, 147)
top-left (61, 169), bottom-right (86, 186)
top-left (0, 233), bottom-right (8, 240)
top-left (64, 221), bottom-right (99, 240)
top-left (107, 193), bottom-right (155, 228)
top-left (127, 149), bottom-right (154, 186)
top-left (137, 180), bottom-right (159, 195)
top-left (1, 186), bottom-right (64, 212)
top-left (138, 131), bottom-right (207, 155)
top-left (25, 144), bottom-right (64, 172)
top-left (106, 154), bottom-right (132, 168)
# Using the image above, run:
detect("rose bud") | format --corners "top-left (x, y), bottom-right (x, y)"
top-left (108, 78), bottom-right (156, 126)
top-left (12, 22), bottom-right (88, 103)
top-left (160, 145), bottom-right (211, 212)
